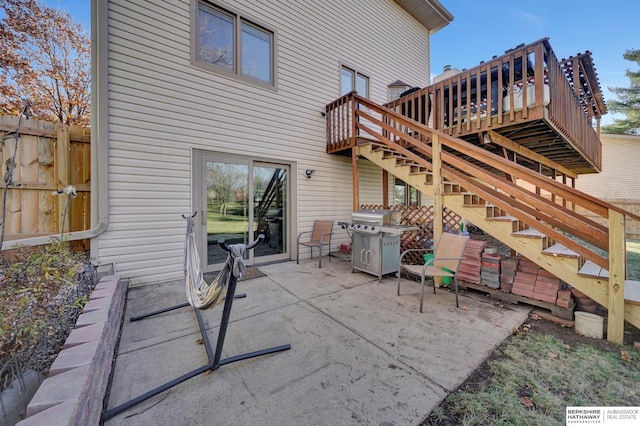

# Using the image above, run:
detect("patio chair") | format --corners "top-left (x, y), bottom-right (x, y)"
top-left (397, 232), bottom-right (469, 312)
top-left (297, 220), bottom-right (334, 268)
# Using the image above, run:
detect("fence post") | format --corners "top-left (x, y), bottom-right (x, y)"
top-left (56, 123), bottom-right (70, 235)
top-left (607, 209), bottom-right (625, 344)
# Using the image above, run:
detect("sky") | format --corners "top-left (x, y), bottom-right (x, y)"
top-left (41, 0), bottom-right (639, 125)
top-left (430, 0), bottom-right (640, 125)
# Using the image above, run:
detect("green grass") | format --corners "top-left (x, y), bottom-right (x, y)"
top-left (206, 210), bottom-right (249, 234)
top-left (425, 332), bottom-right (640, 425)
top-left (627, 239), bottom-right (640, 280)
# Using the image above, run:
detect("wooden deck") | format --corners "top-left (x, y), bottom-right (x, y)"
top-left (384, 38), bottom-right (606, 175)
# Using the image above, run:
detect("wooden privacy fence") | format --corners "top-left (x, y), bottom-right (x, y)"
top-left (360, 204), bottom-right (463, 264)
top-left (0, 115), bottom-right (90, 243)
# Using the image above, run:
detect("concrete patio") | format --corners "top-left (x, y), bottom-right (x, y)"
top-left (104, 256), bottom-right (529, 425)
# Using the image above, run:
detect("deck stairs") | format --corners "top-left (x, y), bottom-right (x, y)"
top-left (358, 142), bottom-right (640, 333)
top-left (327, 92), bottom-right (640, 342)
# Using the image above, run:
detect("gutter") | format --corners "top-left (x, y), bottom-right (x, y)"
top-left (1, 0), bottom-right (109, 252)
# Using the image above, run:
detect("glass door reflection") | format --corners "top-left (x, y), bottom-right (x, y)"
top-left (253, 164), bottom-right (287, 259)
top-left (205, 161), bottom-right (249, 267)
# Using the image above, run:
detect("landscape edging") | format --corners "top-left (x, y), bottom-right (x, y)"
top-left (16, 275), bottom-right (126, 426)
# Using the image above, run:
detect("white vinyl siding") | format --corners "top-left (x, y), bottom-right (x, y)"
top-left (102, 0), bottom-right (431, 284)
top-left (576, 133), bottom-right (640, 200)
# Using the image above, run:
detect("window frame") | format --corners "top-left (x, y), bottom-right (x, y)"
top-left (340, 64), bottom-right (369, 98)
top-left (191, 0), bottom-right (277, 90)
top-left (394, 178), bottom-right (420, 207)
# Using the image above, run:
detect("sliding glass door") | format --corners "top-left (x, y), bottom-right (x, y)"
top-left (197, 152), bottom-right (289, 272)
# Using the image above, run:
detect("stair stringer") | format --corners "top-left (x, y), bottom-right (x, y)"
top-left (358, 143), bottom-right (640, 331)
top-left (444, 194), bottom-right (609, 304)
top-left (357, 145), bottom-right (436, 199)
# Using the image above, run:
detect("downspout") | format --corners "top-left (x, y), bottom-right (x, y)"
top-left (1, 0), bottom-right (109, 251)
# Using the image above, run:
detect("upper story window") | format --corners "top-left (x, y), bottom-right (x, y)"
top-left (194, 1), bottom-right (275, 87)
top-left (341, 66), bottom-right (369, 97)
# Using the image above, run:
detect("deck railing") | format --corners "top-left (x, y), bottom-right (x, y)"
top-left (384, 39), bottom-right (601, 171)
top-left (546, 46), bottom-right (602, 169)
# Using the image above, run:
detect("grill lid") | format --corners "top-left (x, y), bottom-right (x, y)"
top-left (351, 209), bottom-right (401, 225)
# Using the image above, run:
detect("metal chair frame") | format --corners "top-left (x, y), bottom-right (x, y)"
top-left (397, 232), bottom-right (470, 312)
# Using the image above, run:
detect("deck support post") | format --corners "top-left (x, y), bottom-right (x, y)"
top-left (432, 133), bottom-right (443, 287)
top-left (352, 148), bottom-right (359, 212)
top-left (382, 169), bottom-right (389, 208)
top-left (607, 209), bottom-right (626, 344)
top-left (352, 96), bottom-right (359, 212)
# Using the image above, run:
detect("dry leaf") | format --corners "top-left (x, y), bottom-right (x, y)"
top-left (530, 313), bottom-right (541, 320)
top-left (547, 351), bottom-right (559, 359)
top-left (520, 396), bottom-right (535, 408)
top-left (621, 350), bottom-right (631, 362)
top-left (196, 338), bottom-right (204, 345)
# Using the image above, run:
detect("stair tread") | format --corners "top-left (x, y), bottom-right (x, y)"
top-left (542, 243), bottom-right (579, 258)
top-left (512, 228), bottom-right (546, 238)
top-left (625, 280), bottom-right (640, 304)
top-left (578, 260), bottom-right (609, 278)
top-left (486, 215), bottom-right (517, 221)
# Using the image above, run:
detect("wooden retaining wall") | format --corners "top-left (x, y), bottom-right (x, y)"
top-left (0, 116), bottom-right (90, 245)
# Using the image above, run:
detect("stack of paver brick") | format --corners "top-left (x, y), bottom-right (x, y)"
top-left (556, 289), bottom-right (575, 309)
top-left (481, 250), bottom-right (501, 289)
top-left (511, 259), bottom-right (562, 304)
top-left (500, 257), bottom-right (519, 293)
top-left (534, 269), bottom-right (564, 304)
top-left (457, 239), bottom-right (487, 284)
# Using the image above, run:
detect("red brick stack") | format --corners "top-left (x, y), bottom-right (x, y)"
top-left (481, 251), bottom-right (501, 289)
top-left (500, 258), bottom-right (519, 293)
top-left (510, 259), bottom-right (563, 304)
top-left (457, 239), bottom-right (487, 284)
top-left (533, 269), bottom-right (563, 304)
top-left (511, 262), bottom-right (538, 298)
top-left (556, 289), bottom-right (575, 309)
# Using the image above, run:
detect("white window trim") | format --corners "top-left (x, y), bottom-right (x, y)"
top-left (191, 0), bottom-right (278, 90)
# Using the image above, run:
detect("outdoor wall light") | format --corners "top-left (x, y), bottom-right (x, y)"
top-left (305, 169), bottom-right (316, 178)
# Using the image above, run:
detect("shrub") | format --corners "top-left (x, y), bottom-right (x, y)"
top-left (0, 241), bottom-right (93, 366)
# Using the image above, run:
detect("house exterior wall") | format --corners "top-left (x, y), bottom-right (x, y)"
top-left (575, 133), bottom-right (640, 238)
top-left (575, 133), bottom-right (640, 199)
top-left (100, 0), bottom-right (434, 284)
